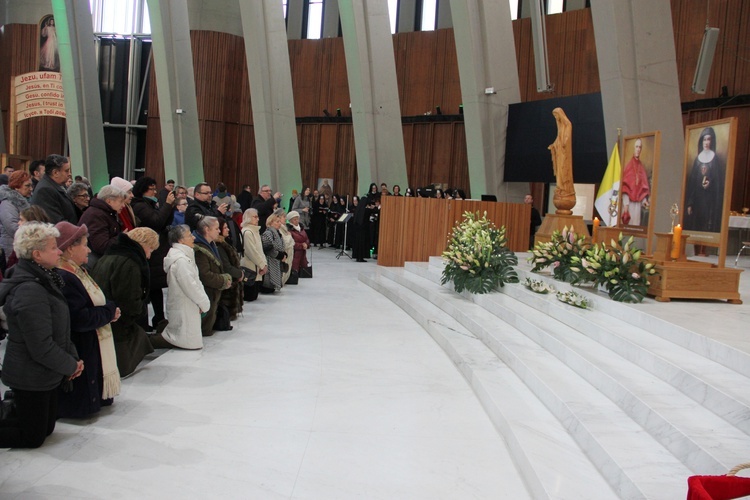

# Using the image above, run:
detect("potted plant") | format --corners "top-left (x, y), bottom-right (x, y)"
top-left (441, 211), bottom-right (519, 294)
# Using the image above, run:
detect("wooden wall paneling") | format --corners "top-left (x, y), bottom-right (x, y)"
top-left (409, 123), bottom-right (433, 187)
top-left (430, 123), bottom-right (454, 185)
top-left (378, 197), bottom-right (530, 266)
top-left (237, 34), bottom-right (253, 125)
top-left (198, 120), bottom-right (226, 186)
top-left (393, 33), bottom-right (408, 107)
top-left (144, 116), bottom-right (165, 182)
top-left (720, 106), bottom-right (750, 211)
top-left (236, 124), bottom-right (258, 191)
top-left (399, 30), bottom-right (438, 116)
top-left (221, 122), bottom-right (240, 191)
top-left (378, 195), bottom-right (404, 266)
top-left (0, 24), bottom-right (66, 160)
top-left (316, 123), bottom-right (336, 181)
top-left (290, 39), bottom-right (324, 117)
top-left (324, 38), bottom-right (351, 116)
top-left (298, 123), bottom-right (322, 189)
top-left (334, 124), bottom-right (357, 197)
top-left (450, 124), bottom-right (470, 197)
top-left (570, 10), bottom-right (599, 94)
top-left (734, 1), bottom-right (750, 96)
top-left (513, 18), bottom-right (535, 101)
top-left (223, 36), bottom-right (245, 125)
top-left (402, 124), bottom-right (414, 188)
top-left (546, 13), bottom-right (569, 95)
top-left (436, 29), bottom-right (462, 115)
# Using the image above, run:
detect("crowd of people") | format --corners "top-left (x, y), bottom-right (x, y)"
top-left (0, 155), bottom-right (328, 449)
top-left (0, 155), bottom-right (474, 449)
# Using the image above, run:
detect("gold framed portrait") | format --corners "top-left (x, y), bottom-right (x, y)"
top-left (680, 117), bottom-right (737, 267)
top-left (617, 131), bottom-right (660, 252)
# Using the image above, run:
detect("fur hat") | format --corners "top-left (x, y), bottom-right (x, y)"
top-left (286, 211), bottom-right (300, 221)
top-left (55, 221), bottom-right (88, 251)
top-left (110, 176), bottom-right (133, 193)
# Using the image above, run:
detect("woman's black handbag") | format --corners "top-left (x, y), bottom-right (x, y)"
top-left (240, 266), bottom-right (257, 282)
top-left (286, 270), bottom-right (299, 285)
top-left (299, 248), bottom-right (313, 278)
top-left (1, 390), bottom-right (17, 422)
top-left (280, 261), bottom-right (289, 274)
top-left (213, 304), bottom-right (232, 331)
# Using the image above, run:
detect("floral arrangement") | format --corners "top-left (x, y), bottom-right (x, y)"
top-left (441, 211), bottom-right (519, 294)
top-left (556, 290), bottom-right (590, 309)
top-left (528, 226), bottom-right (592, 284)
top-left (581, 233), bottom-right (656, 303)
top-left (524, 277), bottom-right (556, 294)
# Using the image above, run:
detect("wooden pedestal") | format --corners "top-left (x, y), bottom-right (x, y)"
top-left (534, 214), bottom-right (590, 246)
top-left (645, 233), bottom-right (743, 303)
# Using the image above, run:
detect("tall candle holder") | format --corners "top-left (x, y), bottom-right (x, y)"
top-left (669, 203), bottom-right (679, 233)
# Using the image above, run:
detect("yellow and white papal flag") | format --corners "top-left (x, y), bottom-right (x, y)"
top-left (594, 143), bottom-right (621, 226)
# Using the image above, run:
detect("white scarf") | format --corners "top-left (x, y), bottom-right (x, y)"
top-left (59, 257), bottom-right (121, 400)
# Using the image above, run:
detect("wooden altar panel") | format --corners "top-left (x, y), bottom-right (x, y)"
top-left (378, 197), bottom-right (530, 267)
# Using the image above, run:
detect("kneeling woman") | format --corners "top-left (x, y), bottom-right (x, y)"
top-left (91, 228), bottom-right (160, 377)
top-left (55, 222), bottom-right (121, 418)
top-left (0, 223), bottom-right (83, 448)
top-left (193, 216), bottom-right (232, 336)
top-left (150, 225), bottom-right (211, 349)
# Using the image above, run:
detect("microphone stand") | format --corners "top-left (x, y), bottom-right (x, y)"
top-left (336, 195), bottom-right (353, 260)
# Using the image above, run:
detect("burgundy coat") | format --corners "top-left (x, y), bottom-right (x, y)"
top-left (287, 224), bottom-right (310, 272)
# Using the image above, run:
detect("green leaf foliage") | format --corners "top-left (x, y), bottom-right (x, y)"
top-left (441, 211), bottom-right (519, 294)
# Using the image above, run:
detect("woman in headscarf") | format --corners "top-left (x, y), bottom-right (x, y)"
top-left (55, 222), bottom-right (121, 418)
top-left (109, 177), bottom-right (138, 232)
top-left (91, 228), bottom-right (159, 377)
top-left (192, 216), bottom-right (232, 336)
top-left (0, 222), bottom-right (82, 448)
top-left (260, 212), bottom-right (287, 293)
top-left (240, 208), bottom-right (267, 302)
top-left (286, 211), bottom-right (310, 276)
top-left (148, 225), bottom-right (210, 350)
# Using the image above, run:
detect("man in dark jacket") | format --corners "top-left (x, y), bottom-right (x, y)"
top-left (252, 184), bottom-right (281, 232)
top-left (30, 154), bottom-right (78, 224)
top-left (185, 182), bottom-right (229, 231)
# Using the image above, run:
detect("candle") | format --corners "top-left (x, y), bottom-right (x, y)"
top-left (592, 217), bottom-right (600, 243)
top-left (671, 224), bottom-right (682, 259)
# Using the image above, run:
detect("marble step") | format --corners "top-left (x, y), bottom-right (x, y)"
top-left (359, 271), bottom-right (618, 500)
top-left (414, 260), bottom-right (750, 437)
top-left (427, 256), bottom-right (750, 379)
top-left (363, 268), bottom-right (691, 499)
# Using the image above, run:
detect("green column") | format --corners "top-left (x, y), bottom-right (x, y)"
top-left (146, 0), bottom-right (204, 188)
top-left (52, 0), bottom-right (108, 190)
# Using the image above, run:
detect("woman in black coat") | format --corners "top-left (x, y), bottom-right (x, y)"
top-left (0, 222), bottom-right (83, 448)
top-left (90, 228), bottom-right (160, 377)
top-left (55, 222), bottom-right (121, 418)
top-left (326, 194), bottom-right (345, 247)
top-left (311, 194), bottom-right (328, 247)
top-left (131, 177), bottom-right (175, 329)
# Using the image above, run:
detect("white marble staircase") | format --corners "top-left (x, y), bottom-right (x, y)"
top-left (359, 257), bottom-right (750, 500)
